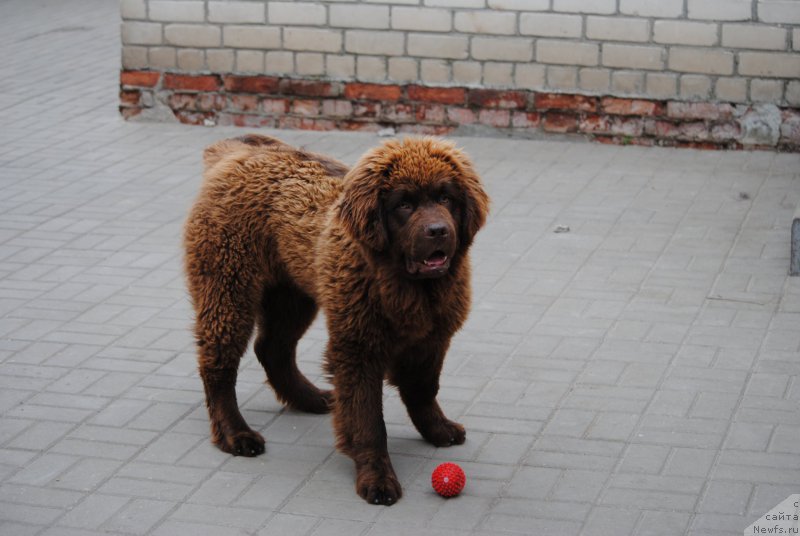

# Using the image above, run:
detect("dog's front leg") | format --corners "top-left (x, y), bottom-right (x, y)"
top-left (329, 350), bottom-right (401, 506)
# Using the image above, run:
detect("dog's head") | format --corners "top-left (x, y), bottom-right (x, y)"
top-left (339, 137), bottom-right (489, 279)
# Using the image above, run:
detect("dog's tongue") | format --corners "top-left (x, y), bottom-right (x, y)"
top-left (424, 252), bottom-right (448, 268)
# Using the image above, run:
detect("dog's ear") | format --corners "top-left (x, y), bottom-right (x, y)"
top-left (431, 143), bottom-right (489, 249)
top-left (339, 145), bottom-right (396, 252)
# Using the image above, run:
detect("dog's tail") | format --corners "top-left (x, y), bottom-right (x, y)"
top-left (202, 134), bottom-right (291, 170)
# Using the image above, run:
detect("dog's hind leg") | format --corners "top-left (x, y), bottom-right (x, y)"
top-left (255, 285), bottom-right (332, 414)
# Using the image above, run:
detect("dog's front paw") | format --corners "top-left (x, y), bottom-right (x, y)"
top-left (424, 418), bottom-right (466, 447)
top-left (217, 429), bottom-right (265, 457)
top-left (356, 465), bottom-right (402, 506)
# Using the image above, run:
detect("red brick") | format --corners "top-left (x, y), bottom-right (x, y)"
top-left (601, 97), bottom-right (662, 116)
top-left (407, 86), bottom-right (466, 105)
top-left (217, 113), bottom-right (276, 128)
top-left (280, 79), bottom-right (341, 97)
top-left (197, 93), bottom-right (226, 112)
top-left (579, 114), bottom-right (610, 133)
top-left (647, 120), bottom-right (681, 139)
top-left (322, 99), bottom-right (354, 117)
top-left (354, 102), bottom-right (380, 118)
top-left (511, 111), bottom-right (540, 128)
top-left (610, 117), bottom-right (644, 137)
top-left (119, 90), bottom-right (141, 106)
top-left (169, 93), bottom-right (198, 111)
top-left (120, 70), bottom-right (160, 88)
top-left (711, 121), bottom-right (742, 142)
top-left (120, 106), bottom-right (142, 119)
top-left (478, 109), bottom-right (511, 128)
top-left (163, 74), bottom-right (221, 91)
top-left (667, 102), bottom-right (734, 120)
top-left (468, 89), bottom-right (527, 109)
top-left (279, 116), bottom-right (337, 131)
top-left (261, 98), bottom-right (289, 114)
top-left (417, 103), bottom-right (447, 123)
top-left (381, 103), bottom-right (414, 123)
top-left (780, 110), bottom-right (800, 145)
top-left (535, 93), bottom-right (597, 112)
top-left (339, 121), bottom-right (383, 132)
top-left (228, 94), bottom-right (259, 112)
top-left (292, 99), bottom-right (321, 116)
top-left (674, 140), bottom-right (721, 150)
top-left (174, 110), bottom-right (215, 125)
top-left (447, 107), bottom-right (477, 125)
top-left (344, 83), bottom-right (402, 101)
top-left (542, 112), bottom-right (579, 133)
top-left (678, 121), bottom-right (712, 141)
top-left (223, 75), bottom-right (280, 94)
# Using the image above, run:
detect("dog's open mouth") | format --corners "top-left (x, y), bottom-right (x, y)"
top-left (406, 251), bottom-right (450, 277)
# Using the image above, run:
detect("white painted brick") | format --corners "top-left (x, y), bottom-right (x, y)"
top-left (207, 49), bottom-right (235, 72)
top-left (750, 79), bottom-right (783, 102)
top-left (223, 26), bottom-right (280, 49)
top-left (408, 33), bottom-right (469, 59)
top-left (357, 56), bottom-right (386, 81)
top-left (122, 46), bottom-right (148, 69)
top-left (715, 77), bottom-right (748, 102)
top-left (547, 66), bottom-right (578, 89)
top-left (266, 51), bottom-right (294, 73)
top-left (165, 24), bottom-right (220, 47)
top-left (554, 0), bottom-right (615, 14)
top-left (392, 7), bottom-right (452, 32)
top-left (177, 48), bottom-right (205, 71)
top-left (346, 30), bottom-right (405, 56)
top-left (364, 0), bottom-right (416, 4)
top-left (515, 63), bottom-right (546, 88)
top-left (688, 0), bottom-right (753, 21)
top-left (425, 0), bottom-right (485, 7)
top-left (759, 0), bottom-right (800, 24)
top-left (520, 13), bottom-right (582, 38)
top-left (653, 21), bottom-right (718, 46)
top-left (330, 5), bottom-right (389, 29)
top-left (580, 68), bottom-right (611, 92)
top-left (121, 22), bottom-right (162, 45)
top-left (646, 72), bottom-right (678, 98)
top-left (620, 0), bottom-right (683, 18)
top-left (489, 0), bottom-right (549, 10)
top-left (284, 28), bottom-right (342, 52)
top-left (455, 11), bottom-right (516, 35)
top-left (453, 61), bottom-right (482, 84)
top-left (121, 0), bottom-right (146, 19)
top-left (327, 55), bottom-right (356, 78)
top-left (785, 80), bottom-right (800, 105)
top-left (269, 2), bottom-right (327, 26)
top-left (149, 47), bottom-right (176, 69)
top-left (603, 44), bottom-right (664, 70)
top-left (235, 50), bottom-right (263, 72)
top-left (296, 53), bottom-right (325, 76)
top-left (484, 62), bottom-right (513, 86)
top-left (208, 2), bottom-right (266, 24)
top-left (680, 74), bottom-right (712, 99)
top-left (471, 37), bottom-right (532, 61)
top-left (795, 29), bottom-right (800, 50)
top-left (586, 17), bottom-right (650, 43)
top-left (388, 57), bottom-right (418, 81)
top-left (149, 1), bottom-right (204, 22)
top-left (669, 47), bottom-right (734, 75)
top-left (612, 71), bottom-right (645, 94)
top-left (722, 24), bottom-right (787, 50)
top-left (420, 59), bottom-right (450, 84)
top-left (739, 52), bottom-right (800, 78)
top-left (537, 40), bottom-right (599, 66)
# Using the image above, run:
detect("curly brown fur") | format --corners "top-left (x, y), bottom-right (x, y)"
top-left (184, 134), bottom-right (489, 504)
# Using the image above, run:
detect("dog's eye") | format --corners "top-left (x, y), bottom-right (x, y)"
top-left (438, 194), bottom-right (451, 205)
top-left (397, 201), bottom-right (414, 212)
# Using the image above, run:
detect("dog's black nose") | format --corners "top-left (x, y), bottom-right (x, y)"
top-left (425, 223), bottom-right (449, 238)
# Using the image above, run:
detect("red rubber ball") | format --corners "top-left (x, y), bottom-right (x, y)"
top-left (431, 462), bottom-right (466, 498)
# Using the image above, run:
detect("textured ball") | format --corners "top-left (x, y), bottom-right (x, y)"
top-left (431, 462), bottom-right (466, 498)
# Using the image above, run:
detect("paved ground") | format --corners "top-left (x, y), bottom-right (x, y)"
top-left (1, 1), bottom-right (799, 535)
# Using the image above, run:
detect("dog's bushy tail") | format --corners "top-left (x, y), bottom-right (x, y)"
top-left (202, 134), bottom-right (290, 170)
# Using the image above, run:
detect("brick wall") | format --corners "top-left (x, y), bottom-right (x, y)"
top-left (120, 0), bottom-right (800, 150)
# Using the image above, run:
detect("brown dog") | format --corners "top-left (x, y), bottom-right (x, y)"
top-left (184, 134), bottom-right (489, 505)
